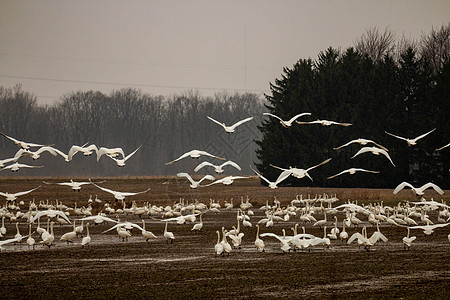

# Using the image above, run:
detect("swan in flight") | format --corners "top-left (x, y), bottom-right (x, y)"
top-left (77, 215), bottom-right (119, 225)
top-left (270, 158), bottom-right (331, 181)
top-left (327, 168), bottom-right (380, 179)
top-left (205, 176), bottom-right (249, 186)
top-left (0, 132), bottom-right (44, 149)
top-left (393, 182), bottom-right (444, 196)
top-left (43, 179), bottom-right (104, 192)
top-left (1, 162), bottom-right (44, 172)
top-left (96, 146), bottom-right (126, 161)
top-left (250, 166), bottom-right (290, 189)
top-left (0, 156), bottom-right (24, 168)
top-left (166, 150), bottom-right (225, 165)
top-left (334, 138), bottom-right (388, 151)
top-left (409, 222), bottom-right (450, 235)
top-left (91, 182), bottom-right (151, 201)
top-left (263, 112), bottom-right (311, 128)
top-left (351, 146), bottom-right (395, 167)
top-left (107, 145), bottom-right (142, 167)
top-left (30, 209), bottom-right (71, 224)
top-left (0, 236), bottom-right (24, 252)
top-left (385, 128), bottom-right (436, 146)
top-left (296, 119), bottom-right (352, 127)
top-left (207, 116), bottom-right (253, 133)
top-left (176, 173), bottom-right (215, 189)
top-left (194, 160), bottom-right (241, 173)
top-left (67, 144), bottom-right (98, 161)
top-left (14, 146), bottom-right (67, 160)
top-left (435, 142), bottom-right (450, 151)
top-left (0, 186), bottom-right (41, 201)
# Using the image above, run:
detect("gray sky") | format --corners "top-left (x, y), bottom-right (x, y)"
top-left (1, 0), bottom-right (449, 105)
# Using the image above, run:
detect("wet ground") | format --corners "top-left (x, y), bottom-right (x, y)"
top-left (0, 177), bottom-right (449, 299)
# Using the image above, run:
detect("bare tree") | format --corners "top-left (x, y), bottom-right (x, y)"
top-left (420, 23), bottom-right (450, 73)
top-left (355, 27), bottom-right (396, 62)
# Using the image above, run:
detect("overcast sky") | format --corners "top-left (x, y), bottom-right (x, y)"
top-left (1, 0), bottom-right (449, 105)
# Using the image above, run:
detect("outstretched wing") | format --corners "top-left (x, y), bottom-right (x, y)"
top-left (333, 140), bottom-right (355, 150)
top-left (307, 158), bottom-right (332, 172)
top-left (221, 160), bottom-right (241, 171)
top-left (420, 183), bottom-right (444, 195)
top-left (263, 112), bottom-right (283, 122)
top-left (413, 128), bottom-right (436, 142)
top-left (435, 142), bottom-right (450, 151)
top-left (385, 131), bottom-right (408, 142)
top-left (207, 116), bottom-right (225, 128)
top-left (177, 172), bottom-right (195, 184)
top-left (124, 145), bottom-right (142, 161)
top-left (229, 117), bottom-right (253, 129)
top-left (197, 150), bottom-right (225, 161)
top-left (250, 165), bottom-right (270, 185)
top-left (166, 151), bottom-right (192, 165)
top-left (288, 113), bottom-right (311, 124)
top-left (15, 185), bottom-right (41, 196)
top-left (194, 161), bottom-right (215, 172)
top-left (327, 170), bottom-right (348, 179)
top-left (393, 182), bottom-right (414, 194)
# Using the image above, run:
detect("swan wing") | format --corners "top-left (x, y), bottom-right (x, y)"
top-left (385, 131), bottom-right (408, 141)
top-left (197, 150), bottom-right (225, 160)
top-left (393, 182), bottom-right (414, 194)
top-left (263, 112), bottom-right (283, 122)
top-left (413, 128), bottom-right (436, 142)
top-left (269, 164), bottom-right (289, 172)
top-left (166, 151), bottom-right (192, 165)
top-left (287, 113), bottom-right (311, 124)
top-left (221, 160), bottom-right (241, 171)
top-left (14, 186), bottom-right (41, 196)
top-left (198, 175), bottom-right (216, 183)
top-left (420, 183), bottom-right (444, 195)
top-left (435, 142), bottom-right (450, 151)
top-left (333, 140), bottom-right (355, 150)
top-left (275, 170), bottom-right (291, 185)
top-left (347, 232), bottom-right (364, 244)
top-left (207, 116), bottom-right (226, 128)
top-left (260, 232), bottom-right (284, 242)
top-left (124, 145), bottom-right (142, 161)
top-left (120, 188), bottom-right (151, 197)
top-left (327, 170), bottom-right (348, 179)
top-left (177, 172), bottom-right (194, 184)
top-left (250, 166), bottom-right (270, 184)
top-left (194, 161), bottom-right (215, 172)
top-left (307, 158), bottom-right (332, 171)
top-left (230, 116), bottom-right (253, 129)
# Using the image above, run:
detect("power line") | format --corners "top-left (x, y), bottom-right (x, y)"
top-left (0, 74), bottom-right (270, 94)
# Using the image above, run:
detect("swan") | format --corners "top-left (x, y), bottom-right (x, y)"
top-left (254, 224), bottom-right (265, 252)
top-left (0, 217), bottom-right (6, 235)
top-left (75, 220), bottom-right (84, 237)
top-left (351, 146), bottom-right (396, 167)
top-left (347, 226), bottom-right (373, 251)
top-left (385, 128), bottom-right (436, 146)
top-left (141, 220), bottom-right (157, 241)
top-left (250, 165), bottom-right (290, 189)
top-left (117, 227), bottom-right (132, 242)
top-left (339, 220), bottom-right (349, 242)
top-left (26, 224), bottom-right (35, 250)
top-left (43, 179), bottom-right (103, 192)
top-left (67, 144), bottom-right (98, 161)
top-left (334, 138), bottom-right (388, 151)
top-left (91, 182), bottom-right (151, 201)
top-left (0, 156), bottom-right (23, 168)
top-left (176, 173), bottom-right (215, 189)
top-left (165, 149), bottom-right (225, 165)
top-left (40, 221), bottom-right (55, 248)
top-left (310, 226), bottom-right (331, 248)
top-left (263, 112), bottom-right (311, 128)
top-left (194, 160), bottom-right (241, 173)
top-left (107, 145), bottom-right (142, 167)
top-left (0, 186), bottom-right (41, 201)
top-left (313, 212), bottom-right (327, 228)
top-left (30, 209), bottom-right (71, 224)
top-left (163, 221), bottom-right (175, 243)
top-left (206, 176), bottom-right (249, 186)
top-left (221, 227), bottom-right (232, 255)
top-left (81, 223), bottom-right (91, 248)
top-left (402, 227), bottom-right (416, 250)
top-left (191, 213), bottom-right (204, 232)
top-left (327, 216), bottom-right (339, 239)
top-left (270, 158), bottom-right (331, 181)
top-left (96, 146), bottom-right (125, 161)
top-left (228, 231), bottom-right (245, 249)
top-left (296, 119), bottom-right (352, 126)
top-left (15, 146), bottom-right (67, 160)
top-left (260, 229), bottom-right (291, 253)
top-left (1, 162), bottom-right (44, 172)
top-left (214, 230), bottom-right (224, 256)
top-left (327, 168), bottom-right (379, 179)
top-left (207, 116), bottom-right (253, 133)
top-left (60, 222), bottom-right (77, 244)
top-left (435, 142), bottom-right (450, 151)
top-left (78, 215), bottom-right (119, 225)
top-left (14, 222), bottom-right (22, 240)
top-left (393, 182), bottom-right (444, 196)
top-left (0, 132), bottom-right (44, 149)
top-left (368, 223), bottom-right (388, 244)
top-left (409, 222), bottom-right (450, 235)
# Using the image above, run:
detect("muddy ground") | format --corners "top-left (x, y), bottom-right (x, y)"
top-left (0, 177), bottom-right (449, 299)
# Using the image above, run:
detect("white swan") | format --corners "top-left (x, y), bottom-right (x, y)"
top-left (78, 215), bottom-right (119, 225)
top-left (402, 227), bottom-right (416, 250)
top-left (207, 116), bottom-right (253, 133)
top-left (0, 236), bottom-right (24, 252)
top-left (91, 182), bottom-right (151, 201)
top-left (409, 222), bottom-right (450, 235)
top-left (67, 144), bottom-right (98, 161)
top-left (14, 222), bottom-right (22, 240)
top-left (141, 220), bottom-right (157, 241)
top-left (163, 221), bottom-right (175, 243)
top-left (270, 158), bottom-right (331, 181)
top-left (0, 217), bottom-right (6, 236)
top-left (75, 220), bottom-right (84, 237)
top-left (0, 186), bottom-right (41, 201)
top-left (221, 227), bottom-right (232, 255)
top-left (254, 224), bottom-right (265, 252)
top-left (166, 149), bottom-right (225, 165)
top-left (385, 128), bottom-right (435, 146)
top-left (0, 156), bottom-right (23, 168)
top-left (339, 220), bottom-right (348, 242)
top-left (81, 223), bottom-right (91, 248)
top-left (96, 146), bottom-right (125, 161)
top-left (228, 231), bottom-right (245, 249)
top-left (351, 146), bottom-right (396, 167)
top-left (43, 179), bottom-right (100, 192)
top-left (0, 132), bottom-right (44, 149)
top-left (296, 119), bottom-right (352, 126)
top-left (250, 166), bottom-right (290, 189)
top-left (334, 138), bottom-right (388, 151)
top-left (347, 226), bottom-right (373, 251)
top-left (107, 145), bottom-right (142, 167)
top-left (26, 224), bottom-right (35, 250)
top-left (176, 173), bottom-right (215, 189)
top-left (215, 230), bottom-right (224, 257)
top-left (30, 209), bottom-right (71, 224)
top-left (205, 176), bottom-right (249, 186)
top-left (40, 221), bottom-right (55, 248)
top-left (368, 223), bottom-right (388, 244)
top-left (194, 160), bottom-right (241, 173)
top-left (60, 222), bottom-right (77, 244)
top-left (263, 112), bottom-right (311, 128)
top-left (191, 213), bottom-right (204, 233)
top-left (393, 182), bottom-right (444, 196)
top-left (260, 229), bottom-right (291, 253)
top-left (327, 168), bottom-right (380, 179)
top-left (313, 212), bottom-right (327, 228)
top-left (1, 162), bottom-right (44, 172)
top-left (15, 146), bottom-right (67, 160)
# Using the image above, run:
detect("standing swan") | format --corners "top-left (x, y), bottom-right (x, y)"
top-left (142, 220), bottom-right (157, 241)
top-left (221, 227), bottom-right (232, 255)
top-left (14, 222), bottom-right (22, 240)
top-left (163, 221), bottom-right (175, 243)
top-left (191, 213), bottom-right (204, 233)
top-left (81, 223), bottom-right (91, 248)
top-left (254, 224), bottom-right (265, 252)
top-left (26, 224), bottom-right (35, 250)
top-left (402, 227), bottom-right (416, 250)
top-left (339, 220), bottom-right (348, 242)
top-left (215, 230), bottom-right (224, 257)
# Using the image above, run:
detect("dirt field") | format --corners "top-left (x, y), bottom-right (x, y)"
top-left (0, 177), bottom-right (449, 299)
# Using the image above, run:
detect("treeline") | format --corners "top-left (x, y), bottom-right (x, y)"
top-left (0, 87), bottom-right (265, 176)
top-left (256, 25), bottom-right (450, 188)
